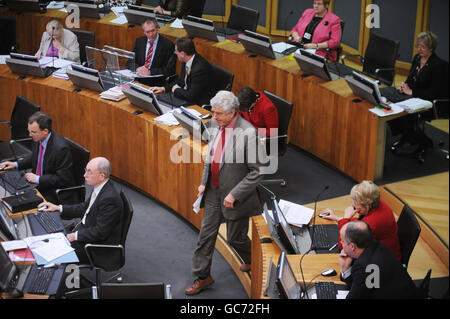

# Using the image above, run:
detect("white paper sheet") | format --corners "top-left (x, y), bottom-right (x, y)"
top-left (278, 199), bottom-right (314, 227)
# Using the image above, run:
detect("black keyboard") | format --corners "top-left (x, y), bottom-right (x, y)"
top-left (310, 225), bottom-right (330, 249)
top-left (0, 171), bottom-right (33, 193)
top-left (28, 266), bottom-right (55, 295)
top-left (34, 212), bottom-right (64, 234)
top-left (326, 62), bottom-right (354, 76)
top-left (281, 46), bottom-right (299, 56)
top-left (315, 281), bottom-right (337, 299)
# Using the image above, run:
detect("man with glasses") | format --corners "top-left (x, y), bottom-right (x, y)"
top-left (0, 111), bottom-right (75, 204)
top-left (39, 157), bottom-right (123, 264)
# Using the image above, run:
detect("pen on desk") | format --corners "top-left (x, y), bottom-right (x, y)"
top-left (329, 242), bottom-right (338, 251)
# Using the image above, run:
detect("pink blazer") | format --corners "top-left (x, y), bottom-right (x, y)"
top-left (291, 9), bottom-right (342, 61)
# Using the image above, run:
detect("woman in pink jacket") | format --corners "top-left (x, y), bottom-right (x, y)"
top-left (290, 0), bottom-right (342, 61)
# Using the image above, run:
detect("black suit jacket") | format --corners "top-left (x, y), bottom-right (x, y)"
top-left (343, 241), bottom-right (420, 299)
top-left (165, 54), bottom-right (215, 106)
top-left (133, 35), bottom-right (176, 78)
top-left (62, 180), bottom-right (123, 263)
top-left (17, 131), bottom-right (75, 204)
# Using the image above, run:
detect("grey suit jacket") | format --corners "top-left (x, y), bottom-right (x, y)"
top-left (36, 29), bottom-right (80, 63)
top-left (200, 116), bottom-right (263, 220)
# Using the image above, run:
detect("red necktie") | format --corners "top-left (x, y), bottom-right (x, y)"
top-left (211, 128), bottom-right (226, 189)
top-left (144, 40), bottom-right (153, 69)
top-left (36, 143), bottom-right (44, 176)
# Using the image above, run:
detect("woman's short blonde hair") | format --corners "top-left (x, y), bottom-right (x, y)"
top-left (350, 180), bottom-right (380, 209)
top-left (46, 20), bottom-right (64, 38)
top-left (417, 31), bottom-right (438, 52)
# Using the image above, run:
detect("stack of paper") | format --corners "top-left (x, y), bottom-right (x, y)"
top-left (52, 67), bottom-right (70, 80)
top-left (0, 55), bottom-right (10, 64)
top-left (153, 111), bottom-right (179, 126)
top-left (391, 98), bottom-right (433, 113)
top-left (100, 86), bottom-right (126, 101)
top-left (278, 199), bottom-right (314, 227)
top-left (39, 57), bottom-right (74, 69)
top-left (46, 1), bottom-right (65, 9)
top-left (369, 103), bottom-right (404, 117)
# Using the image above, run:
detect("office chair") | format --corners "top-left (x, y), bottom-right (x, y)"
top-left (326, 19), bottom-right (345, 62)
top-left (190, 0), bottom-right (206, 17)
top-left (397, 204), bottom-right (421, 269)
top-left (202, 63), bottom-right (234, 111)
top-left (0, 96), bottom-right (40, 161)
top-left (65, 190), bottom-right (134, 299)
top-left (416, 98), bottom-right (449, 163)
top-left (341, 31), bottom-right (400, 86)
top-left (259, 91), bottom-right (293, 187)
top-left (227, 4), bottom-right (259, 33)
top-left (56, 137), bottom-right (90, 205)
top-left (0, 17), bottom-right (17, 54)
top-left (68, 28), bottom-right (95, 65)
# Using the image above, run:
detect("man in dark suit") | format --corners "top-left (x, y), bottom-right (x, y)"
top-left (0, 111), bottom-right (75, 204)
top-left (151, 37), bottom-right (215, 106)
top-left (133, 18), bottom-right (176, 83)
top-left (40, 157), bottom-right (123, 264)
top-left (185, 91), bottom-right (263, 295)
top-left (339, 220), bottom-right (421, 299)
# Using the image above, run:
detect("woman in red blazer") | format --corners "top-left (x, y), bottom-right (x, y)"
top-left (290, 0), bottom-right (342, 61)
top-left (320, 181), bottom-right (402, 261)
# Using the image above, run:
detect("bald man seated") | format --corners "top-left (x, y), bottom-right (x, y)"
top-left (39, 157), bottom-right (123, 264)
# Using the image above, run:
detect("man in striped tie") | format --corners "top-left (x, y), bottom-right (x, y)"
top-left (133, 19), bottom-right (176, 80)
top-left (0, 112), bottom-right (75, 204)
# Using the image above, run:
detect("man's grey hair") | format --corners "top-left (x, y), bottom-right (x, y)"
top-left (96, 157), bottom-right (111, 179)
top-left (210, 90), bottom-right (239, 113)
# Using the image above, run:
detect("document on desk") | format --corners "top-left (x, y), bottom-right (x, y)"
top-left (0, 55), bottom-right (10, 64)
top-left (278, 199), bottom-right (314, 227)
top-left (170, 18), bottom-right (184, 29)
top-left (39, 57), bottom-right (75, 69)
top-left (24, 233), bottom-right (75, 265)
top-left (153, 112), bottom-right (179, 126)
top-left (1, 239), bottom-right (28, 251)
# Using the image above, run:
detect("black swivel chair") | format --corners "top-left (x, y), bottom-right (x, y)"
top-left (0, 17), bottom-right (18, 54)
top-left (69, 28), bottom-right (95, 65)
top-left (227, 4), bottom-right (259, 33)
top-left (202, 63), bottom-right (234, 110)
top-left (259, 91), bottom-right (293, 187)
top-left (190, 0), bottom-right (206, 17)
top-left (341, 31), bottom-right (400, 86)
top-left (0, 96), bottom-right (40, 161)
top-left (56, 137), bottom-right (90, 205)
top-left (65, 190), bottom-right (134, 299)
top-left (397, 204), bottom-right (421, 269)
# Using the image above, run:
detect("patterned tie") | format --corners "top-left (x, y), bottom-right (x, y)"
top-left (36, 143), bottom-right (44, 176)
top-left (211, 128), bottom-right (226, 189)
top-left (144, 40), bottom-right (154, 69)
top-left (184, 65), bottom-right (190, 89)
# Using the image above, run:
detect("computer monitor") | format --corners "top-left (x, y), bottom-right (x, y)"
top-left (182, 15), bottom-right (224, 42)
top-left (238, 30), bottom-right (280, 60)
top-left (122, 83), bottom-right (166, 115)
top-left (275, 251), bottom-right (302, 299)
top-left (345, 71), bottom-right (383, 105)
top-left (5, 0), bottom-right (43, 13)
top-left (66, 64), bottom-right (105, 92)
top-left (294, 49), bottom-right (338, 81)
top-left (0, 203), bottom-right (17, 241)
top-left (0, 245), bottom-right (17, 292)
top-left (123, 5), bottom-right (155, 25)
top-left (65, 2), bottom-right (108, 19)
top-left (172, 107), bottom-right (211, 142)
top-left (271, 199), bottom-right (299, 254)
top-left (5, 53), bottom-right (52, 78)
top-left (99, 282), bottom-right (167, 299)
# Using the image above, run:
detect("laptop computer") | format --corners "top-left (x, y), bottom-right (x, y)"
top-left (122, 83), bottom-right (172, 115)
top-left (0, 245), bottom-right (65, 296)
top-left (67, 64), bottom-right (117, 92)
top-left (182, 15), bottom-right (226, 43)
top-left (239, 30), bottom-right (284, 60)
top-left (379, 86), bottom-right (411, 103)
top-left (157, 92), bottom-right (190, 108)
top-left (172, 107), bottom-right (212, 143)
top-left (294, 49), bottom-right (340, 81)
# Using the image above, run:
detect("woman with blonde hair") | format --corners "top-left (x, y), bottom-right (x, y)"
top-left (35, 20), bottom-right (80, 62)
top-left (321, 180), bottom-right (402, 260)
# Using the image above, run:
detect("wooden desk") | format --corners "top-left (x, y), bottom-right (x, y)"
top-left (0, 7), bottom-right (404, 182)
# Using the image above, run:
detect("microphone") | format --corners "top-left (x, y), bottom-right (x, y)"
top-left (309, 185), bottom-right (329, 251)
top-left (51, 26), bottom-right (55, 69)
top-left (220, 0), bottom-right (227, 39)
top-left (8, 138), bottom-right (32, 162)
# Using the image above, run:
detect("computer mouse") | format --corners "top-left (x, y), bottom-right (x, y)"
top-left (318, 212), bottom-right (330, 218)
top-left (321, 268), bottom-right (337, 277)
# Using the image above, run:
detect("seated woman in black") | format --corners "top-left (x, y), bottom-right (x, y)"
top-left (390, 31), bottom-right (449, 155)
